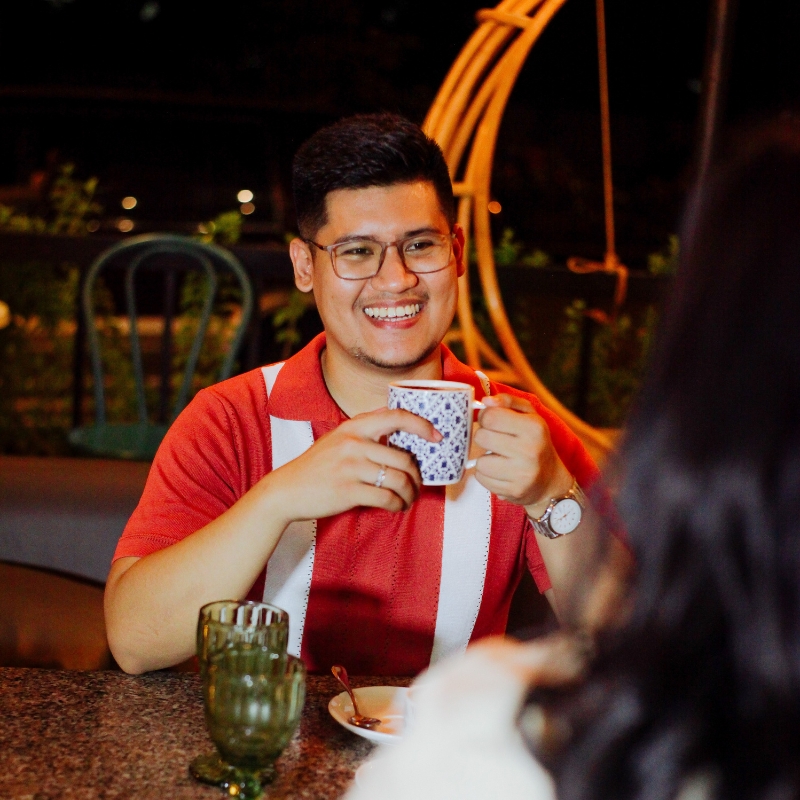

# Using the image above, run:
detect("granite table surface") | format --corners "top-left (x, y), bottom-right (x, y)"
top-left (0, 668), bottom-right (409, 800)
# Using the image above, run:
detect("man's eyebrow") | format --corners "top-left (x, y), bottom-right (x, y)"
top-left (404, 226), bottom-right (442, 237)
top-left (331, 227), bottom-right (443, 244)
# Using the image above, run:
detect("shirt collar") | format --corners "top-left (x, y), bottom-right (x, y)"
top-left (267, 332), bottom-right (487, 422)
top-left (267, 333), bottom-right (345, 423)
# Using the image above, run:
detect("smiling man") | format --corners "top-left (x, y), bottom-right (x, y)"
top-left (105, 114), bottom-right (603, 675)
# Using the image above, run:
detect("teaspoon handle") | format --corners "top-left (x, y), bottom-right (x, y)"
top-left (331, 665), bottom-right (360, 715)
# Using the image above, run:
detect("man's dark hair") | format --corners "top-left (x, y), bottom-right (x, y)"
top-left (292, 113), bottom-right (456, 238)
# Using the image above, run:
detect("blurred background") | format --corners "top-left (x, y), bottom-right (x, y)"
top-left (2, 0), bottom-right (798, 252)
top-left (1, 0), bottom-right (799, 455)
top-left (0, 0), bottom-right (798, 670)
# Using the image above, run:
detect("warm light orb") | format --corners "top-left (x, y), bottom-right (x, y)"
top-left (86, 220), bottom-right (100, 233)
top-left (488, 200), bottom-right (502, 214)
top-left (121, 196), bottom-right (137, 210)
top-left (240, 202), bottom-right (255, 215)
top-left (117, 219), bottom-right (134, 233)
top-left (237, 189), bottom-right (254, 203)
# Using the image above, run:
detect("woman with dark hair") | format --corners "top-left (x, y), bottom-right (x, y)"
top-left (555, 117), bottom-right (800, 800)
top-left (347, 119), bottom-right (800, 800)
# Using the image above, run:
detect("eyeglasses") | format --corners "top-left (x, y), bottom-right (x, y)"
top-left (305, 231), bottom-right (456, 281)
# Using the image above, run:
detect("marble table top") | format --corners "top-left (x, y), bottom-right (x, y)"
top-left (0, 667), bottom-right (409, 799)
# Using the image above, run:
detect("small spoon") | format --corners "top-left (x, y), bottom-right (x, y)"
top-left (331, 665), bottom-right (381, 729)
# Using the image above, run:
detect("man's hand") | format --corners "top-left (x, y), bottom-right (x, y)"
top-left (472, 394), bottom-right (573, 516)
top-left (264, 407), bottom-right (442, 525)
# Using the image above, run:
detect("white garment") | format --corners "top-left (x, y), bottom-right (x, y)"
top-left (345, 638), bottom-right (561, 800)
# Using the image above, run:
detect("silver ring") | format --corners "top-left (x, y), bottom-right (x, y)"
top-left (374, 466), bottom-right (387, 488)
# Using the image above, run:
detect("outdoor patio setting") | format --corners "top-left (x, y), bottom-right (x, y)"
top-left (1, 0), bottom-right (798, 797)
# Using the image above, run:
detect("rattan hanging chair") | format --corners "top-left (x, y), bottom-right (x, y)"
top-left (424, 0), bottom-right (620, 462)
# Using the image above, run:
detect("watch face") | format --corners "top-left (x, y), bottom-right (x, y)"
top-left (549, 498), bottom-right (582, 534)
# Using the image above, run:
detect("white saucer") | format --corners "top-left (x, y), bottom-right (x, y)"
top-left (328, 685), bottom-right (407, 745)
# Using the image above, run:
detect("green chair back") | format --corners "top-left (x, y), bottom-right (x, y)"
top-left (69, 234), bottom-right (254, 460)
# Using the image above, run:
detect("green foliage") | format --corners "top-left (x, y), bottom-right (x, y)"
top-left (0, 203), bottom-right (250, 454)
top-left (648, 234), bottom-right (679, 276)
top-left (172, 272), bottom-right (245, 401)
top-left (469, 228), bottom-right (552, 269)
top-left (0, 164), bottom-right (103, 453)
top-left (271, 232), bottom-right (312, 360)
top-left (196, 210), bottom-right (243, 247)
top-left (273, 289), bottom-right (309, 359)
top-left (520, 248), bottom-right (552, 269)
top-left (0, 163), bottom-right (101, 237)
top-left (492, 228), bottom-right (523, 267)
top-left (0, 205), bottom-right (47, 234)
top-left (542, 299), bottom-right (658, 428)
top-left (163, 207), bottom-right (249, 400)
top-left (0, 261), bottom-right (78, 454)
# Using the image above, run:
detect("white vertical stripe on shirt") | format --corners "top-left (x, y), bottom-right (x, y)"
top-left (261, 362), bottom-right (285, 396)
top-left (260, 363), bottom-right (317, 658)
top-left (430, 423), bottom-right (493, 664)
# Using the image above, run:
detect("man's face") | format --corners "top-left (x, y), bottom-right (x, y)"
top-left (290, 181), bottom-right (465, 373)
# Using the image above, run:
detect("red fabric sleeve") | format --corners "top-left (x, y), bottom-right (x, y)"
top-left (493, 384), bottom-right (601, 594)
top-left (112, 384), bottom-right (261, 561)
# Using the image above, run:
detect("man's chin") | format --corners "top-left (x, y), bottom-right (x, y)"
top-left (351, 342), bottom-right (440, 372)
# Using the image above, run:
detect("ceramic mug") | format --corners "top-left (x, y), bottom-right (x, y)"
top-left (388, 380), bottom-right (486, 486)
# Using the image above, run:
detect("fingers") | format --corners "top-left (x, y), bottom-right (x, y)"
top-left (350, 407), bottom-right (443, 443)
top-left (359, 439), bottom-right (422, 479)
top-left (474, 393), bottom-right (548, 460)
top-left (471, 394), bottom-right (567, 507)
top-left (478, 395), bottom-right (539, 437)
top-left (468, 633), bottom-right (590, 686)
top-left (360, 477), bottom-right (417, 511)
top-left (360, 461), bottom-right (419, 511)
top-left (480, 393), bottom-right (534, 415)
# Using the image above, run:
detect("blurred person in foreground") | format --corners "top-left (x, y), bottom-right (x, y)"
top-left (105, 113), bottom-right (614, 675)
top-left (349, 120), bottom-right (800, 800)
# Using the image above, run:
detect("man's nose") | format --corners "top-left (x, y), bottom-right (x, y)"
top-left (370, 243), bottom-right (419, 291)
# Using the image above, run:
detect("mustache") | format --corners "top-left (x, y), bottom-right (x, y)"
top-left (358, 294), bottom-right (428, 308)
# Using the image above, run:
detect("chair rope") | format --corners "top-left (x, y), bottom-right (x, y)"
top-left (566, 0), bottom-right (629, 320)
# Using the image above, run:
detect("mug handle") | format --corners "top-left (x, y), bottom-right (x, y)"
top-left (465, 400), bottom-right (488, 469)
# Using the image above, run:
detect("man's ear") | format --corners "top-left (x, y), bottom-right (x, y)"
top-left (453, 223), bottom-right (467, 278)
top-left (289, 237), bottom-right (315, 293)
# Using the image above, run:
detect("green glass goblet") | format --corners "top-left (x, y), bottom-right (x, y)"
top-left (196, 600), bottom-right (290, 677)
top-left (191, 600), bottom-right (301, 798)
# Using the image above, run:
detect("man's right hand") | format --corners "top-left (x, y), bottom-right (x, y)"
top-left (105, 407), bottom-right (440, 674)
top-left (264, 407), bottom-right (441, 524)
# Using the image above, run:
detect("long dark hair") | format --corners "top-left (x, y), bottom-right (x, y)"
top-left (554, 121), bottom-right (800, 800)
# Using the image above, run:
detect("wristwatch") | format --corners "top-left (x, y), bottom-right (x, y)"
top-left (529, 477), bottom-right (586, 539)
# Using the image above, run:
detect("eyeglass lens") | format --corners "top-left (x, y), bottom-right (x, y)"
top-left (331, 234), bottom-right (452, 279)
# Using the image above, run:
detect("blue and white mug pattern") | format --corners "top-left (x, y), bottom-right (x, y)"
top-left (388, 380), bottom-right (485, 486)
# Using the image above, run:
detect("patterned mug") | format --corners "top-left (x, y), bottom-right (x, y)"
top-left (388, 380), bottom-right (486, 486)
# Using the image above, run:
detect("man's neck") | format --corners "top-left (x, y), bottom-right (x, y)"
top-left (320, 344), bottom-right (444, 418)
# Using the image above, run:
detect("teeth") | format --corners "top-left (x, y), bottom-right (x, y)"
top-left (365, 304), bottom-right (421, 320)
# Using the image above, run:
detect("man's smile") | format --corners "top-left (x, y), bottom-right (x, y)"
top-left (363, 303), bottom-right (422, 321)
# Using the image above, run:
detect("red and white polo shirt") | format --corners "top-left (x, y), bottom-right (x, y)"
top-left (115, 334), bottom-right (599, 675)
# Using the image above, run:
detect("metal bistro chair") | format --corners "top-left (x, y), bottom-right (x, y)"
top-left (69, 234), bottom-right (254, 461)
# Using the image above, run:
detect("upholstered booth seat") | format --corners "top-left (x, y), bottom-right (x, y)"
top-left (0, 456), bottom-right (149, 669)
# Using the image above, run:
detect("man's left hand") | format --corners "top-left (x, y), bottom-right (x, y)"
top-left (473, 394), bottom-right (573, 515)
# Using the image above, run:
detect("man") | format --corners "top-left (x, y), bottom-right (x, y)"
top-left (105, 113), bottom-right (602, 676)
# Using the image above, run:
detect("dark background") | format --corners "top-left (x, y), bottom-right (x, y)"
top-left (1, 0), bottom-right (798, 265)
